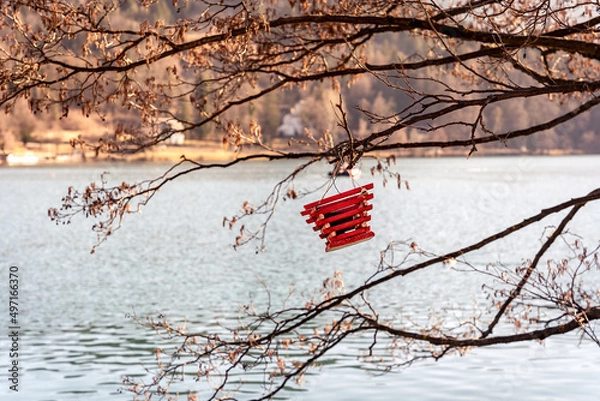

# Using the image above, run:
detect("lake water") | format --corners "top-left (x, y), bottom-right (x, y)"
top-left (0, 156), bottom-right (599, 401)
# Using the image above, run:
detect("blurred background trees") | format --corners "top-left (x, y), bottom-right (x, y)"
top-left (2, 0), bottom-right (600, 154)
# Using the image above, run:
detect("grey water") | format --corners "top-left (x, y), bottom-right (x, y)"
top-left (0, 155), bottom-right (599, 400)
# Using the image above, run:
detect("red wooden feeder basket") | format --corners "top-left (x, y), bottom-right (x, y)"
top-left (301, 183), bottom-right (375, 252)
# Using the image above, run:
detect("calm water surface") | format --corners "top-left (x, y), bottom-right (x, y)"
top-left (0, 156), bottom-right (599, 401)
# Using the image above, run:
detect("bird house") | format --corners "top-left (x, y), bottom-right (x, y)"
top-left (301, 183), bottom-right (375, 252)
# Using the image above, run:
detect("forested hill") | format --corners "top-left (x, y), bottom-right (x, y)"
top-left (1, 2), bottom-right (599, 155)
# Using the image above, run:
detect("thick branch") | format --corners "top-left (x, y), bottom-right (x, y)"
top-left (362, 306), bottom-right (600, 347)
top-left (361, 94), bottom-right (600, 153)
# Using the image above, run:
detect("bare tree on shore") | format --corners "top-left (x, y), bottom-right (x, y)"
top-left (2, 1), bottom-right (600, 399)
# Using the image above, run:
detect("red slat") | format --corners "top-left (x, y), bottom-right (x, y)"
top-left (302, 183), bottom-right (374, 211)
top-left (320, 215), bottom-right (371, 236)
top-left (312, 204), bottom-right (373, 228)
top-left (304, 193), bottom-right (373, 220)
top-left (326, 231), bottom-right (375, 252)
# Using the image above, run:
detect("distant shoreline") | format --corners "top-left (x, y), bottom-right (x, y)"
top-left (0, 139), bottom-right (589, 167)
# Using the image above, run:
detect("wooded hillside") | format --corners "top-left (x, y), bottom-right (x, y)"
top-left (2, 1), bottom-right (599, 155)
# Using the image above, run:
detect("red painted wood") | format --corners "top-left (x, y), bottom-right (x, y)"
top-left (326, 230), bottom-right (375, 252)
top-left (301, 183), bottom-right (376, 252)
top-left (311, 204), bottom-right (373, 230)
top-left (320, 215), bottom-right (371, 236)
top-left (302, 183), bottom-right (374, 211)
top-left (304, 193), bottom-right (373, 221)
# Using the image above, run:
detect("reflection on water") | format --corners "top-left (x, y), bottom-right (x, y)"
top-left (1, 156), bottom-right (599, 400)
